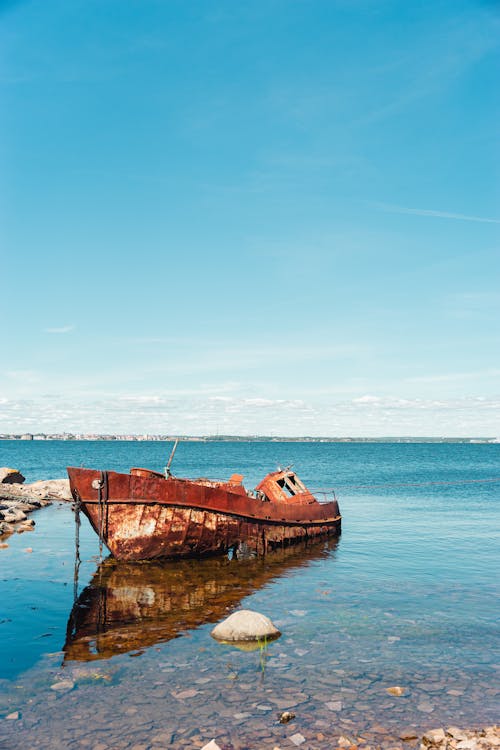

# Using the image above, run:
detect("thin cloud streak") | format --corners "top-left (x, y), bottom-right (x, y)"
top-left (44, 325), bottom-right (75, 334)
top-left (374, 203), bottom-right (500, 224)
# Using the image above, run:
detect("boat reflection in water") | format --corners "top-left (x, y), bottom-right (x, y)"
top-left (64, 539), bottom-right (339, 662)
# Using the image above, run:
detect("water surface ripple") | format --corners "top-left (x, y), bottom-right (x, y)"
top-left (0, 441), bottom-right (499, 748)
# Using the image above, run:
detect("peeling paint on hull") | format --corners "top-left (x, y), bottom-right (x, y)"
top-left (67, 467), bottom-right (341, 561)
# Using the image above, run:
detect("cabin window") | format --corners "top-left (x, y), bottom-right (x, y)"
top-left (277, 476), bottom-right (298, 496)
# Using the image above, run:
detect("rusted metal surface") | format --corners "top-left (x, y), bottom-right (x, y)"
top-left (67, 466), bottom-right (341, 561)
top-left (64, 538), bottom-right (339, 662)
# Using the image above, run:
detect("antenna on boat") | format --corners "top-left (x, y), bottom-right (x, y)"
top-left (165, 438), bottom-right (179, 478)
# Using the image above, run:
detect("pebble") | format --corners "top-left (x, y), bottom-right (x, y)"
top-left (279, 711), bottom-right (296, 724)
top-left (338, 736), bottom-right (354, 747)
top-left (290, 733), bottom-right (306, 746)
top-left (201, 742), bottom-right (222, 750)
top-left (6, 711), bottom-right (20, 720)
top-left (386, 686), bottom-right (406, 696)
top-left (400, 729), bottom-right (419, 741)
top-left (50, 680), bottom-right (75, 692)
top-left (326, 701), bottom-right (343, 711)
top-left (172, 689), bottom-right (199, 700)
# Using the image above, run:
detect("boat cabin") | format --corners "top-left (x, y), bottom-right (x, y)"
top-left (255, 470), bottom-right (317, 505)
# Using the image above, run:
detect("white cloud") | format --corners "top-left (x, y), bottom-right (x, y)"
top-left (352, 395), bottom-right (380, 404)
top-left (0, 394), bottom-right (499, 437)
top-left (44, 325), bottom-right (75, 334)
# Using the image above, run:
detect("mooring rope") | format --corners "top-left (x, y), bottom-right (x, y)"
top-left (97, 470), bottom-right (108, 562)
top-left (73, 490), bottom-right (81, 603)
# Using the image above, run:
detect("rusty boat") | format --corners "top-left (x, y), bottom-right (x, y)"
top-left (67, 446), bottom-right (341, 561)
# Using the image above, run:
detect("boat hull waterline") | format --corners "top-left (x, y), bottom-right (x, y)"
top-left (67, 467), bottom-right (341, 561)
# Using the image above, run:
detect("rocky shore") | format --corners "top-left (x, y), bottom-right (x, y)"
top-left (0, 466), bottom-right (71, 540)
top-left (195, 726), bottom-right (500, 750)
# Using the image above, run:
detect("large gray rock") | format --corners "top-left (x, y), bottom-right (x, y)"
top-left (211, 609), bottom-right (281, 643)
top-left (0, 467), bottom-right (25, 484)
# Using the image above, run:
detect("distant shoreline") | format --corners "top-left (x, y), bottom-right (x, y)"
top-left (1, 434), bottom-right (498, 444)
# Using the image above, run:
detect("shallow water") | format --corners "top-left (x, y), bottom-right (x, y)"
top-left (0, 441), bottom-right (499, 749)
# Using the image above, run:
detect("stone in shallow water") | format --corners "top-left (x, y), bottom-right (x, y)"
top-left (386, 686), bottom-right (406, 696)
top-left (211, 609), bottom-right (281, 642)
top-left (50, 680), bottom-right (74, 692)
top-left (400, 729), bottom-right (419, 741)
top-left (201, 742), bottom-right (222, 750)
top-left (290, 734), bottom-right (306, 746)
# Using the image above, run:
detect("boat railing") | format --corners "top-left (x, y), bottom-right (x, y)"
top-left (311, 488), bottom-right (338, 504)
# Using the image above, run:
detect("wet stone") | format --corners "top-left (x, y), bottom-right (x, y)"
top-left (50, 680), bottom-right (74, 692)
top-left (399, 729), bottom-right (419, 741)
top-left (386, 687), bottom-right (406, 697)
top-left (423, 729), bottom-right (446, 743)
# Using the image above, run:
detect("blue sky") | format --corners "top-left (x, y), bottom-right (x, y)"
top-left (1, 0), bottom-right (499, 436)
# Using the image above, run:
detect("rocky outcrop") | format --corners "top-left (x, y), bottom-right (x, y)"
top-left (0, 478), bottom-right (71, 503)
top-left (0, 477), bottom-right (71, 538)
top-left (211, 609), bottom-right (281, 643)
top-left (0, 467), bottom-right (25, 484)
top-left (420, 726), bottom-right (500, 750)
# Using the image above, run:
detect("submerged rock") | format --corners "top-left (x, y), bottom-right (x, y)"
top-left (386, 685), bottom-right (406, 696)
top-left (211, 609), bottom-right (281, 643)
top-left (50, 680), bottom-right (74, 692)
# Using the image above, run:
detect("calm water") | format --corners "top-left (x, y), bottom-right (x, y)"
top-left (0, 440), bottom-right (499, 749)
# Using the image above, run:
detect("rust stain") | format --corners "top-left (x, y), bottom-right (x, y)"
top-left (68, 465), bottom-right (341, 561)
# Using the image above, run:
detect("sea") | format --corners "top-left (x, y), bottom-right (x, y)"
top-left (0, 440), bottom-right (499, 749)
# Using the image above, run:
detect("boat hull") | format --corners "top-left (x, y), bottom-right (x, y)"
top-left (67, 467), bottom-right (341, 561)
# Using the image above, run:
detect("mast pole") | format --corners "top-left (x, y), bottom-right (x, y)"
top-left (165, 438), bottom-right (179, 477)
